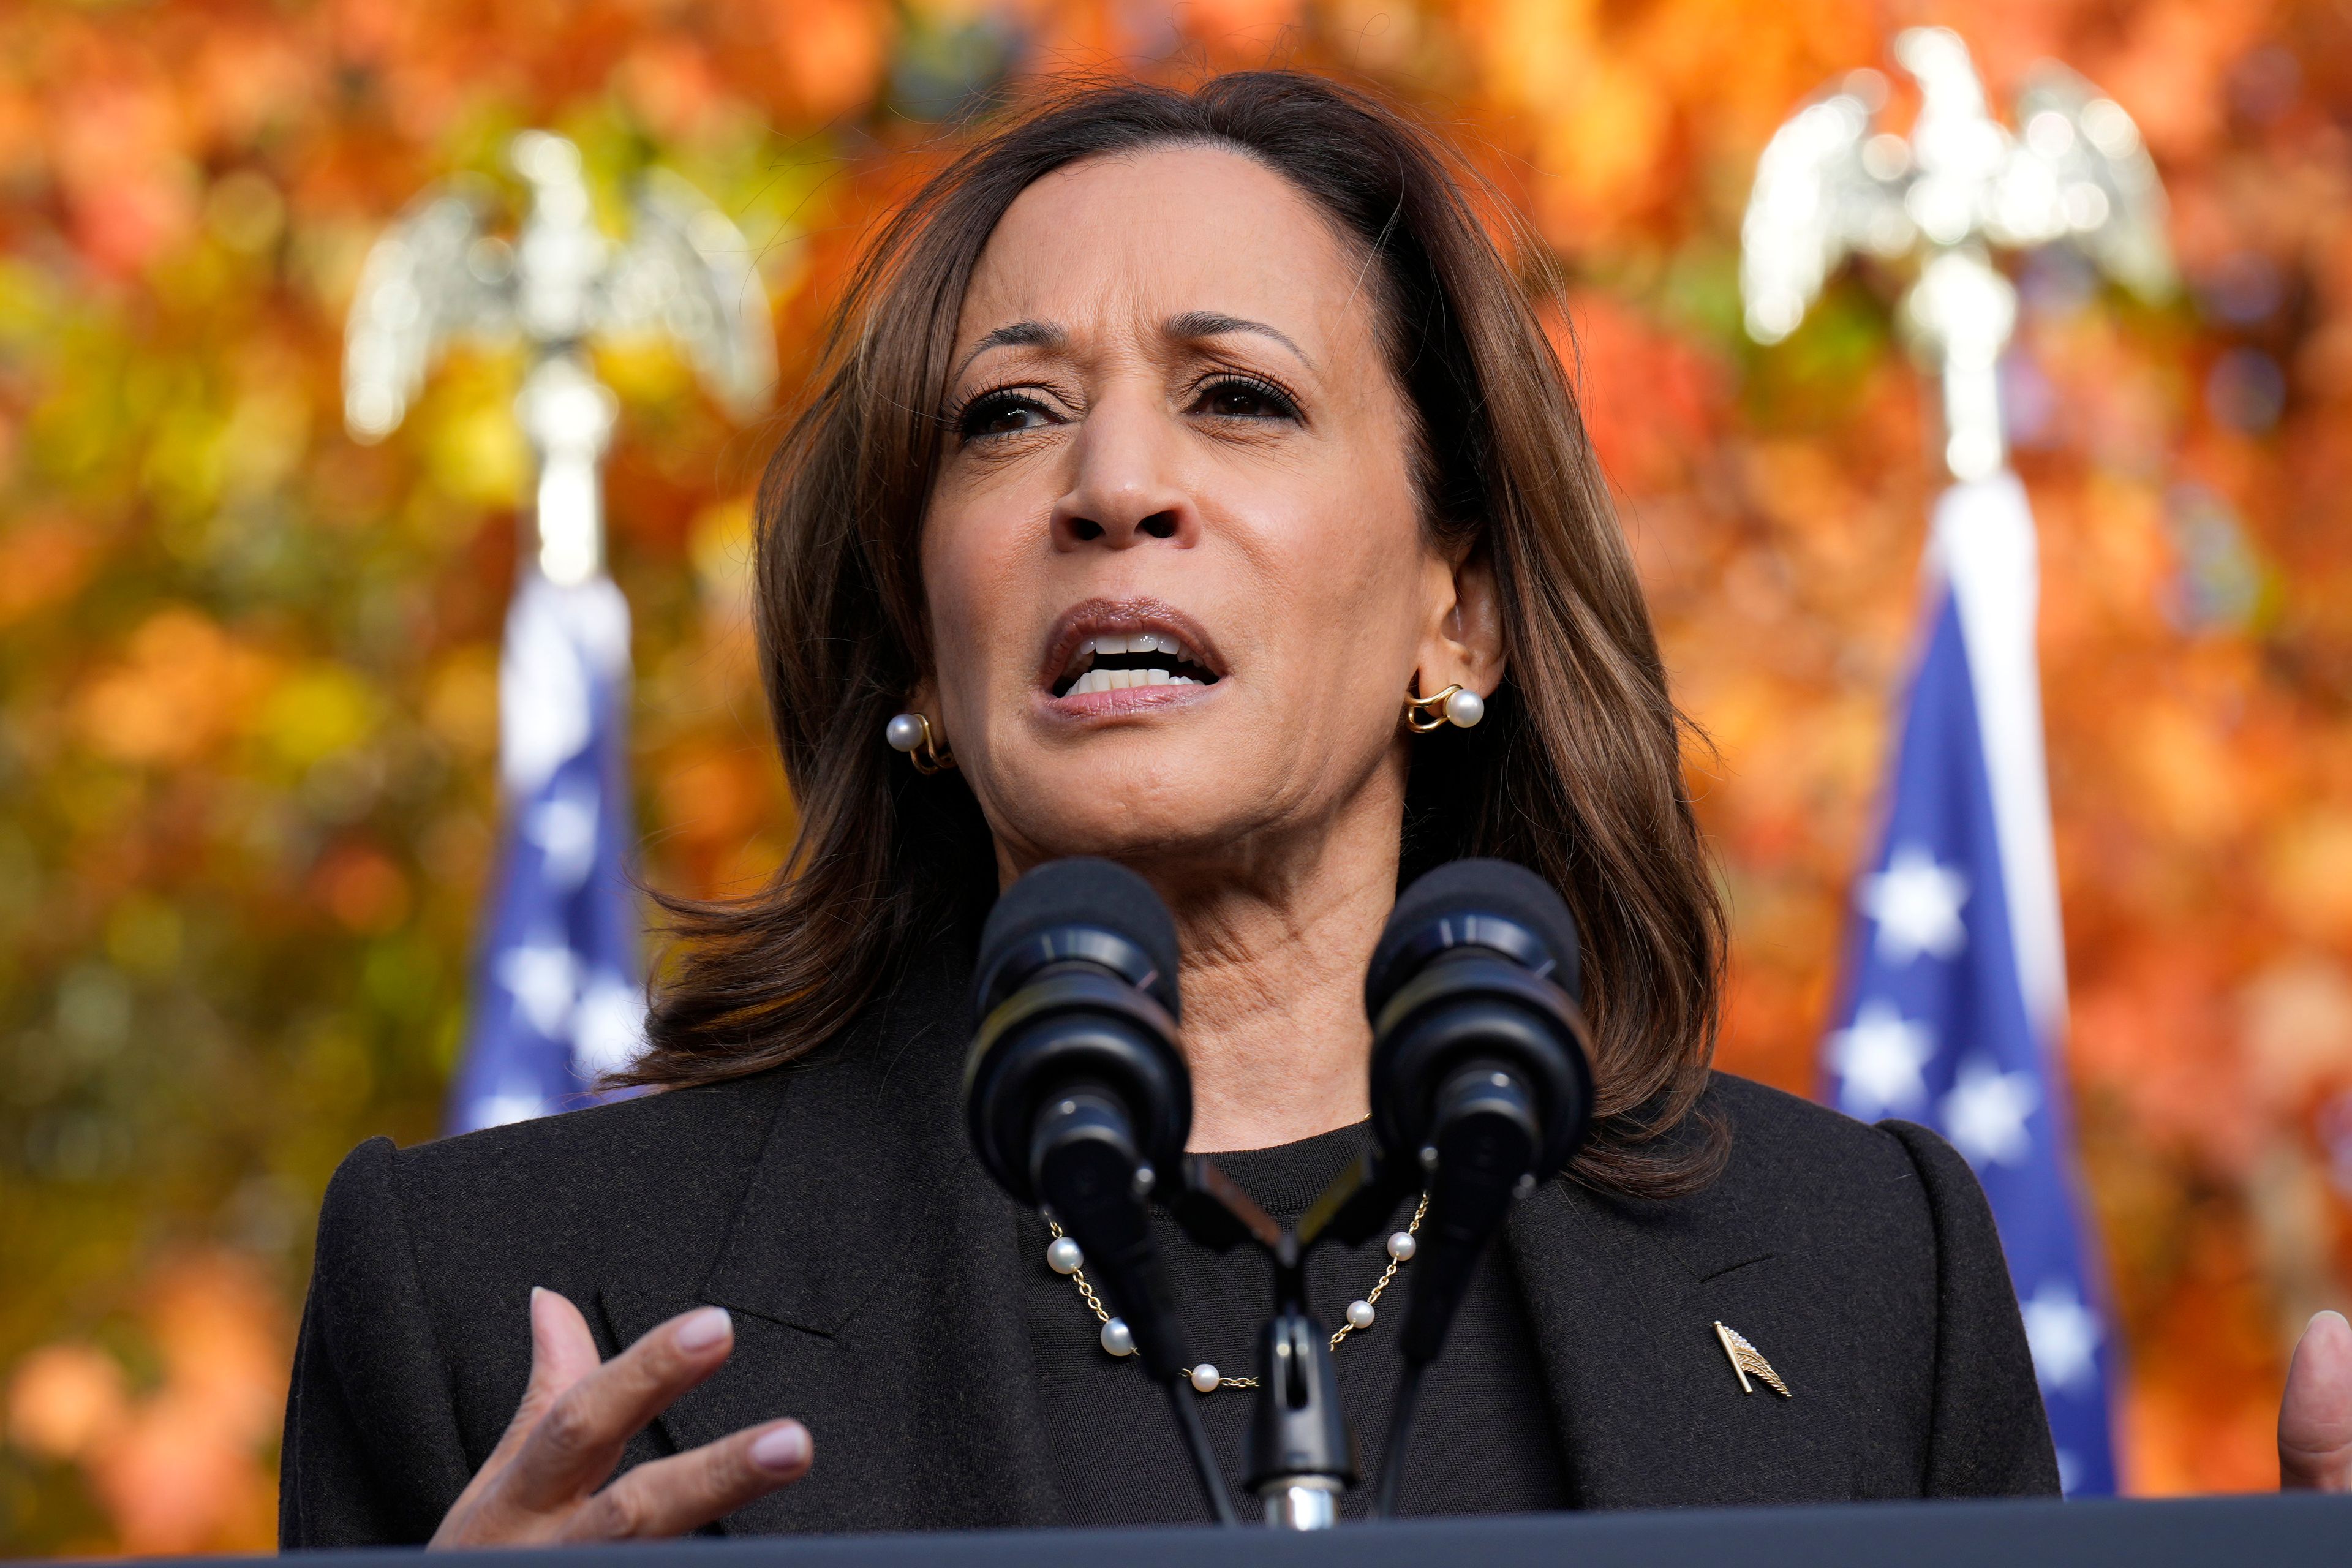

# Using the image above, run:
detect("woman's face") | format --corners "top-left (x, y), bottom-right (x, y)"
top-left (921, 144), bottom-right (1498, 886)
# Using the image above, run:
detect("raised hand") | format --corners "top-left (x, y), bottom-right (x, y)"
top-left (2280, 1309), bottom-right (2352, 1491)
top-left (429, 1287), bottom-right (811, 1547)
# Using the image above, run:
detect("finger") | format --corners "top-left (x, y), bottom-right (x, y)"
top-left (518, 1289), bottom-right (605, 1421)
top-left (2280, 1309), bottom-right (2352, 1491)
top-left (480, 1289), bottom-right (607, 1480)
top-left (505, 1305), bottom-right (736, 1511)
top-left (562, 1420), bottom-right (812, 1541)
top-left (431, 1288), bottom-right (608, 1545)
top-left (503, 1289), bottom-right (605, 1436)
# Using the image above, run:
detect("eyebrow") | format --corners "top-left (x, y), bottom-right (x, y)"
top-left (951, 311), bottom-right (1317, 385)
top-left (953, 319), bottom-right (1066, 386)
top-left (1165, 311), bottom-right (1314, 369)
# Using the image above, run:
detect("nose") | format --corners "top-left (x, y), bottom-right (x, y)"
top-left (1049, 392), bottom-right (1197, 551)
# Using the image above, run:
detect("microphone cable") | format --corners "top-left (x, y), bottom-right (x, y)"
top-left (1358, 859), bottom-right (1598, 1521)
top-left (962, 857), bottom-right (1240, 1526)
top-left (1370, 1359), bottom-right (1425, 1519)
top-left (1166, 1376), bottom-right (1240, 1525)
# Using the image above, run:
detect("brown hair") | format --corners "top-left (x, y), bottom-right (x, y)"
top-left (630, 70), bottom-right (1728, 1198)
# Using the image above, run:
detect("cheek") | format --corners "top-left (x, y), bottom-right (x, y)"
top-left (919, 497), bottom-right (1039, 711)
top-left (1247, 467), bottom-right (1428, 687)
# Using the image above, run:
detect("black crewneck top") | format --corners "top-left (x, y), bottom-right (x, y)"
top-left (1020, 1120), bottom-right (1573, 1525)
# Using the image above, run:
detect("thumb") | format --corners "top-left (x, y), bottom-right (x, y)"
top-left (498, 1287), bottom-right (603, 1452)
top-left (524, 1287), bottom-right (603, 1406)
top-left (447, 1287), bottom-right (609, 1521)
top-left (2280, 1310), bottom-right (2352, 1491)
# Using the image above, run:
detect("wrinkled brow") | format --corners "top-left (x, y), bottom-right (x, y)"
top-left (953, 319), bottom-right (1065, 385)
top-left (953, 312), bottom-right (1315, 384)
top-left (1164, 311), bottom-right (1314, 371)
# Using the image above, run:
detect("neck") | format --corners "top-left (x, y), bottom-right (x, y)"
top-left (1153, 797), bottom-right (1401, 1153)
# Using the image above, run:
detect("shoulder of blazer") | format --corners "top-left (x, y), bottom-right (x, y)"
top-left (1695, 1071), bottom-right (1937, 1262)
top-left (1504, 1070), bottom-right (1957, 1506)
top-left (1538, 1070), bottom-right (1933, 1284)
top-left (366, 937), bottom-right (975, 1286)
top-left (371, 1070), bottom-right (793, 1264)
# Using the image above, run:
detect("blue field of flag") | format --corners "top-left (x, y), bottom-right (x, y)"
top-left (448, 572), bottom-right (645, 1134)
top-left (1824, 476), bottom-right (2117, 1495)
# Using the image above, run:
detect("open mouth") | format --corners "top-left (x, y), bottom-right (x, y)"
top-left (1052, 631), bottom-right (1222, 698)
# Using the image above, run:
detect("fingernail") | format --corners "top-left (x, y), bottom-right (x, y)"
top-left (750, 1424), bottom-right (809, 1472)
top-left (676, 1306), bottom-right (731, 1351)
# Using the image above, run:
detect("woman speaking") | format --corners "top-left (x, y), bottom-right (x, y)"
top-left (279, 71), bottom-right (2352, 1545)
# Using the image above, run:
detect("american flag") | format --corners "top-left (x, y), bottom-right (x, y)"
top-left (1823, 472), bottom-right (2117, 1494)
top-left (448, 571), bottom-right (646, 1133)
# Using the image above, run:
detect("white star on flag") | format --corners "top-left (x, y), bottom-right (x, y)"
top-left (1940, 1055), bottom-right (2040, 1167)
top-left (469, 1086), bottom-right (552, 1129)
top-left (526, 782), bottom-right (600, 891)
top-left (2021, 1278), bottom-right (2102, 1393)
top-left (496, 938), bottom-right (579, 1038)
top-left (1830, 1000), bottom-right (1936, 1120)
top-left (571, 973), bottom-right (647, 1077)
top-left (1861, 844), bottom-right (1969, 964)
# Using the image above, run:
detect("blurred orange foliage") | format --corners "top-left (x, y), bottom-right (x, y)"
top-left (3, 0), bottom-right (2351, 1550)
top-left (6, 1254), bottom-right (286, 1554)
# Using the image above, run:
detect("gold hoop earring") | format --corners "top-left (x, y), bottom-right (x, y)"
top-left (884, 712), bottom-right (956, 774)
top-left (1403, 684), bottom-right (1485, 733)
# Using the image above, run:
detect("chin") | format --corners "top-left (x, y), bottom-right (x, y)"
top-left (997, 759), bottom-right (1283, 870)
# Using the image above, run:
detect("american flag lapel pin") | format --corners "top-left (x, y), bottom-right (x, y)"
top-left (1715, 1321), bottom-right (1792, 1397)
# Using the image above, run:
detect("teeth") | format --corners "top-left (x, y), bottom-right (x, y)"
top-left (1063, 667), bottom-right (1208, 696)
top-left (1058, 629), bottom-right (1212, 696)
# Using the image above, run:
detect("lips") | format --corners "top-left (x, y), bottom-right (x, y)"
top-left (1042, 600), bottom-right (1225, 706)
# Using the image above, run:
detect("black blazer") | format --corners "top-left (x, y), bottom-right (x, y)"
top-left (279, 944), bottom-right (2059, 1546)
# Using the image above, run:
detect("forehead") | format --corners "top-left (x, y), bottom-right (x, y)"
top-left (957, 143), bottom-right (1366, 349)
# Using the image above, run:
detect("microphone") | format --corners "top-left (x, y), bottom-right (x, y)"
top-left (962, 857), bottom-right (1235, 1524)
top-left (1359, 858), bottom-right (1595, 1515)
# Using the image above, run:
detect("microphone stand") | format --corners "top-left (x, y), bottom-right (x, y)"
top-left (1099, 1128), bottom-right (1526, 1531)
top-left (1170, 1161), bottom-right (1361, 1529)
top-left (1035, 1095), bottom-right (1239, 1526)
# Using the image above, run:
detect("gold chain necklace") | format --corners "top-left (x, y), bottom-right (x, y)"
top-left (1046, 1194), bottom-right (1429, 1393)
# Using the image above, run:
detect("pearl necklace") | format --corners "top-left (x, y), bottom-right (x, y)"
top-left (1046, 1194), bottom-right (1428, 1393)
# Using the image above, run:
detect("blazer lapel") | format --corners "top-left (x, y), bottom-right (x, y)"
top-left (604, 943), bottom-right (1058, 1532)
top-left (1505, 1166), bottom-right (1863, 1507)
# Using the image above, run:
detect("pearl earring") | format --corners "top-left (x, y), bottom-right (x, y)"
top-left (1402, 684), bottom-right (1485, 733)
top-left (885, 712), bottom-right (955, 774)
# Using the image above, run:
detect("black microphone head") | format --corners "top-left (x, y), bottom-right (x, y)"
top-left (965, 858), bottom-right (1189, 1207)
top-left (1364, 858), bottom-right (1593, 1178)
top-left (1366, 858), bottom-right (1582, 1019)
top-left (974, 856), bottom-right (1182, 1026)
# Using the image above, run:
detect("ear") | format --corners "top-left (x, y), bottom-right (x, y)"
top-left (907, 678), bottom-right (942, 729)
top-left (1414, 541), bottom-right (1506, 701)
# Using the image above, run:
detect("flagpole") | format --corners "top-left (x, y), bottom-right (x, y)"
top-left (342, 130), bottom-right (774, 1131)
top-left (1744, 25), bottom-right (2177, 1496)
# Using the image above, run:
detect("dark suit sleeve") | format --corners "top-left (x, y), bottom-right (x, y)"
top-left (281, 1137), bottom-right (479, 1547)
top-left (1879, 1119), bottom-right (2063, 1498)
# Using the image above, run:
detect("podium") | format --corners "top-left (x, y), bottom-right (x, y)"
top-left (205, 1494), bottom-right (2352, 1566)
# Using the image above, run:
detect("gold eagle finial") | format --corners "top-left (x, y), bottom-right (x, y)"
top-left (1715, 1321), bottom-right (1792, 1397)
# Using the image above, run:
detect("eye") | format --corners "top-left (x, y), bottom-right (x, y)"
top-left (959, 390), bottom-right (1059, 440)
top-left (1193, 375), bottom-right (1301, 423)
